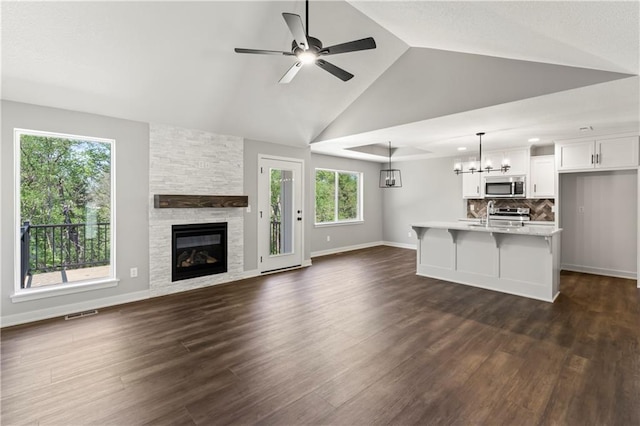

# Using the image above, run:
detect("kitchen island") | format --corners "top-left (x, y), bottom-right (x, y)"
top-left (411, 222), bottom-right (562, 302)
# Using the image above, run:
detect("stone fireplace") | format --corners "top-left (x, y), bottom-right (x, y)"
top-left (149, 124), bottom-right (244, 297)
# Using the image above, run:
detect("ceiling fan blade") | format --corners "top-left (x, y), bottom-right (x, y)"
top-left (235, 48), bottom-right (294, 56)
top-left (316, 59), bottom-right (354, 81)
top-left (279, 62), bottom-right (303, 84)
top-left (319, 37), bottom-right (377, 55)
top-left (282, 13), bottom-right (309, 50)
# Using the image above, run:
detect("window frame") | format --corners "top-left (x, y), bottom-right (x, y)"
top-left (12, 128), bottom-right (118, 302)
top-left (314, 168), bottom-right (364, 226)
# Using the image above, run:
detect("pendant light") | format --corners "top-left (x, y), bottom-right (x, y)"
top-left (453, 132), bottom-right (510, 175)
top-left (379, 141), bottom-right (402, 188)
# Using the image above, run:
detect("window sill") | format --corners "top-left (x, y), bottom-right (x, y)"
top-left (315, 220), bottom-right (364, 228)
top-left (11, 278), bottom-right (120, 303)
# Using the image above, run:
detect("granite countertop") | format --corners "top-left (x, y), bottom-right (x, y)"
top-left (412, 221), bottom-right (562, 237)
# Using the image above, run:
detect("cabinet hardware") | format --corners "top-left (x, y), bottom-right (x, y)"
top-left (476, 185), bottom-right (479, 194)
top-left (591, 154), bottom-right (594, 164)
top-left (596, 153), bottom-right (600, 164)
top-left (534, 184), bottom-right (537, 193)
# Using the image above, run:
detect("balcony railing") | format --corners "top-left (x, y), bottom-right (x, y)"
top-left (20, 221), bottom-right (110, 289)
top-left (270, 220), bottom-right (281, 255)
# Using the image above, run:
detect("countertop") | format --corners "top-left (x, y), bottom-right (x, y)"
top-left (411, 221), bottom-right (562, 237)
top-left (457, 218), bottom-right (555, 226)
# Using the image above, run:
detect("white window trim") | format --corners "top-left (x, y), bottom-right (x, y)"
top-left (13, 128), bottom-right (117, 301)
top-left (314, 168), bottom-right (364, 226)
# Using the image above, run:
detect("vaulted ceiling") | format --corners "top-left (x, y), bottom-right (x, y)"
top-left (2, 1), bottom-right (638, 162)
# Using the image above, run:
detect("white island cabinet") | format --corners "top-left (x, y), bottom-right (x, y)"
top-left (411, 222), bottom-right (562, 302)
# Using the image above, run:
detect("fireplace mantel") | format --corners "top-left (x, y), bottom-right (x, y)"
top-left (154, 194), bottom-right (248, 209)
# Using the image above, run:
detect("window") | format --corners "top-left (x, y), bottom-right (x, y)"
top-left (315, 168), bottom-right (363, 225)
top-left (15, 129), bottom-right (115, 295)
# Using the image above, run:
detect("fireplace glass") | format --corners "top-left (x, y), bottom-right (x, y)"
top-left (172, 222), bottom-right (227, 281)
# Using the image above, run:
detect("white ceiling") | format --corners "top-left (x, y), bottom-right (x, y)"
top-left (2, 1), bottom-right (639, 162)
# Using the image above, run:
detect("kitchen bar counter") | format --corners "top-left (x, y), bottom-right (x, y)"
top-left (411, 222), bottom-right (562, 302)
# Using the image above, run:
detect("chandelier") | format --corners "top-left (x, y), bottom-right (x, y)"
top-left (454, 132), bottom-right (510, 175)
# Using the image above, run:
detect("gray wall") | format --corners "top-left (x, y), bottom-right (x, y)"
top-left (382, 156), bottom-right (464, 245)
top-left (243, 139), bottom-right (312, 270)
top-left (560, 170), bottom-right (638, 278)
top-left (1, 101), bottom-right (150, 320)
top-left (310, 153), bottom-right (384, 255)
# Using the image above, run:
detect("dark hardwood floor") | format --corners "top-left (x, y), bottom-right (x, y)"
top-left (2, 246), bottom-right (639, 425)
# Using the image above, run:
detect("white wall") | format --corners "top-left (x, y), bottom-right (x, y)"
top-left (1, 101), bottom-right (150, 325)
top-left (310, 154), bottom-right (384, 256)
top-left (560, 170), bottom-right (638, 279)
top-left (382, 156), bottom-right (464, 246)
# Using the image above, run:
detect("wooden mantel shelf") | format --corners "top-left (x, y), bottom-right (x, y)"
top-left (154, 194), bottom-right (248, 209)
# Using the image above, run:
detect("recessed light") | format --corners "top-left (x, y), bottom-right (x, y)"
top-left (457, 147), bottom-right (467, 151)
top-left (528, 138), bottom-right (540, 142)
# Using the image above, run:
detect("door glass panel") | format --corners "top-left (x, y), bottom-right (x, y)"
top-left (270, 168), bottom-right (294, 256)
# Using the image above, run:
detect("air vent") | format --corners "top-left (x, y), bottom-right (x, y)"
top-left (65, 309), bottom-right (98, 320)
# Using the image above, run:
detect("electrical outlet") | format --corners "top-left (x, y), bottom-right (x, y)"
top-left (246, 205), bottom-right (251, 213)
top-left (130, 267), bottom-right (138, 278)
top-left (408, 232), bottom-right (412, 238)
top-left (326, 235), bottom-right (330, 242)
top-left (470, 204), bottom-right (475, 211)
top-left (551, 206), bottom-right (555, 213)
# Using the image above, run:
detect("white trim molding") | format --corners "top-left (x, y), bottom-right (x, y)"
top-left (2, 289), bottom-right (149, 328)
top-left (311, 241), bottom-right (384, 258)
top-left (383, 241), bottom-right (417, 250)
top-left (561, 264), bottom-right (637, 280)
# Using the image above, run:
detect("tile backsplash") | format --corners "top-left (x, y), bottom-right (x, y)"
top-left (467, 198), bottom-right (555, 222)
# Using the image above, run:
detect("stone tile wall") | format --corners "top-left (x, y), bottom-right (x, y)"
top-left (149, 124), bottom-right (244, 297)
top-left (467, 198), bottom-right (555, 222)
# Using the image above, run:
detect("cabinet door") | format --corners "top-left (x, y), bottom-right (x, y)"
top-left (596, 136), bottom-right (639, 169)
top-left (530, 155), bottom-right (555, 198)
top-left (502, 148), bottom-right (529, 176)
top-left (557, 141), bottom-right (595, 171)
top-left (462, 162), bottom-right (482, 198)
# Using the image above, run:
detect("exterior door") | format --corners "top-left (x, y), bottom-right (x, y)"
top-left (258, 156), bottom-right (303, 272)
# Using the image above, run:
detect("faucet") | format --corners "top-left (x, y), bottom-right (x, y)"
top-left (485, 200), bottom-right (494, 228)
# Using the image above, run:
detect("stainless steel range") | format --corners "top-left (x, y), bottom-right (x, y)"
top-left (488, 207), bottom-right (530, 227)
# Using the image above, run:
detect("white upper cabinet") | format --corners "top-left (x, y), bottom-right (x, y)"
top-left (529, 155), bottom-right (555, 198)
top-left (482, 148), bottom-right (529, 176)
top-left (461, 161), bottom-right (482, 198)
top-left (503, 149), bottom-right (529, 176)
top-left (597, 136), bottom-right (639, 169)
top-left (557, 136), bottom-right (639, 172)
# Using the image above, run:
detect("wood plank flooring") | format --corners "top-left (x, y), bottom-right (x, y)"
top-left (2, 246), bottom-right (639, 425)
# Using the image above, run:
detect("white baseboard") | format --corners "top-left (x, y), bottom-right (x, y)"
top-left (383, 241), bottom-right (417, 250)
top-left (311, 241), bottom-right (384, 258)
top-left (1, 290), bottom-right (151, 328)
top-left (561, 264), bottom-right (637, 280)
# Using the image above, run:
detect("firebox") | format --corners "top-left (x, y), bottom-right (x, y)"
top-left (172, 222), bottom-right (227, 281)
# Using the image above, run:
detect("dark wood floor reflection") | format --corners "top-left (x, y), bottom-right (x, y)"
top-left (2, 246), bottom-right (639, 425)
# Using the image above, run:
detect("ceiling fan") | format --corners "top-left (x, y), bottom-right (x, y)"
top-left (234, 0), bottom-right (376, 83)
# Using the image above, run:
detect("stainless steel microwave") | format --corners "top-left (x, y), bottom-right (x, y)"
top-left (484, 175), bottom-right (526, 198)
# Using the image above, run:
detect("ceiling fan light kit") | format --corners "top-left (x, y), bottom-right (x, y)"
top-left (234, 0), bottom-right (376, 83)
top-left (453, 132), bottom-right (511, 175)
